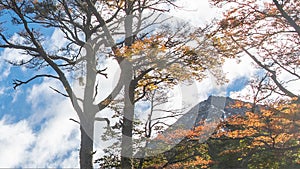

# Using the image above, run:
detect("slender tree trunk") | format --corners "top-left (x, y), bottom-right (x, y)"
top-left (121, 114), bottom-right (134, 168)
top-left (121, 85), bottom-right (135, 168)
top-left (121, 1), bottom-right (135, 167)
top-left (79, 28), bottom-right (97, 169)
top-left (121, 100), bottom-right (135, 168)
top-left (121, 60), bottom-right (135, 169)
top-left (80, 120), bottom-right (94, 169)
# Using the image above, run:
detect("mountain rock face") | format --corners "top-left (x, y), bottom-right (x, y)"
top-left (137, 96), bottom-right (253, 157)
top-left (175, 96), bottom-right (248, 127)
top-left (194, 95), bottom-right (251, 125)
top-left (161, 96), bottom-right (251, 137)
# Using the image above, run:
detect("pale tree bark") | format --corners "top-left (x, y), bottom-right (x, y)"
top-left (1, 1), bottom-right (224, 169)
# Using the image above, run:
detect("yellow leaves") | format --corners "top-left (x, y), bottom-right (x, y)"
top-left (146, 83), bottom-right (158, 90)
top-left (251, 136), bottom-right (270, 146)
top-left (211, 0), bottom-right (298, 58)
top-left (280, 103), bottom-right (299, 114)
top-left (210, 35), bottom-right (240, 58)
top-left (227, 128), bottom-right (258, 139)
top-left (115, 35), bottom-right (167, 60)
top-left (186, 125), bottom-right (206, 139)
top-left (131, 40), bottom-right (144, 52)
top-left (159, 44), bottom-right (166, 51)
top-left (215, 97), bottom-right (300, 155)
top-left (261, 109), bottom-right (273, 118)
top-left (113, 30), bottom-right (226, 96)
top-left (188, 156), bottom-right (212, 168)
top-left (167, 158), bottom-right (212, 169)
top-left (168, 63), bottom-right (188, 81)
top-left (275, 133), bottom-right (293, 144)
top-left (137, 74), bottom-right (159, 91)
top-left (137, 78), bottom-right (148, 87)
top-left (220, 148), bottom-right (243, 156)
top-left (180, 46), bottom-right (192, 55)
top-left (225, 115), bottom-right (243, 126)
top-left (230, 101), bottom-right (252, 109)
top-left (157, 125), bottom-right (213, 143)
top-left (104, 0), bottom-right (125, 8)
top-left (223, 17), bottom-right (242, 29)
top-left (212, 36), bottom-right (222, 46)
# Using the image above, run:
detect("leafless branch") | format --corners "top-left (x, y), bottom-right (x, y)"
top-left (70, 118), bottom-right (80, 124)
top-left (49, 86), bottom-right (69, 97)
top-left (95, 117), bottom-right (111, 131)
top-left (13, 74), bottom-right (59, 89)
top-left (272, 0), bottom-right (300, 36)
top-left (231, 36), bottom-right (298, 99)
top-left (97, 67), bottom-right (108, 78)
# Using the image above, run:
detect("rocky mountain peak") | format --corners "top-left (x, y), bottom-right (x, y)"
top-left (135, 96), bottom-right (254, 157)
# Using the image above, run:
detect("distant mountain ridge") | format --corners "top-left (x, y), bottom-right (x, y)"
top-left (161, 96), bottom-right (252, 136)
top-left (135, 96), bottom-right (254, 157)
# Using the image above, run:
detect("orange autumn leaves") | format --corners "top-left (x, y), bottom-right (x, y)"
top-left (115, 33), bottom-right (225, 94)
top-left (166, 157), bottom-right (212, 169)
top-left (211, 0), bottom-right (300, 62)
top-left (156, 98), bottom-right (299, 144)
top-left (115, 35), bottom-right (167, 59)
top-left (215, 99), bottom-right (300, 149)
top-left (155, 98), bottom-right (299, 167)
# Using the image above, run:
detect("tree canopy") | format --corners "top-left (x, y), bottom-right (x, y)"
top-left (0, 0), bottom-right (299, 168)
top-left (0, 0), bottom-right (227, 168)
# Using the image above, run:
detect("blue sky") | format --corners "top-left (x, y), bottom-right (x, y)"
top-left (0, 0), bottom-right (262, 168)
top-left (0, 6), bottom-right (56, 120)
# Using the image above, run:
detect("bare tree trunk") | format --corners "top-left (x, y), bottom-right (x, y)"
top-left (121, 118), bottom-right (133, 168)
top-left (121, 86), bottom-right (135, 168)
top-left (121, 0), bottom-right (134, 163)
top-left (121, 99), bottom-right (134, 168)
top-left (121, 60), bottom-right (135, 169)
top-left (80, 123), bottom-right (94, 169)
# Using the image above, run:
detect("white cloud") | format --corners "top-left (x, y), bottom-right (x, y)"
top-left (0, 26), bottom-right (86, 169)
top-left (0, 117), bottom-right (35, 168)
top-left (26, 78), bottom-right (60, 109)
top-left (226, 55), bottom-right (300, 101)
top-left (223, 56), bottom-right (258, 83)
top-left (1, 35), bottom-right (32, 62)
top-left (47, 28), bottom-right (69, 51)
top-left (24, 78), bottom-right (80, 166)
top-left (0, 76), bottom-right (80, 168)
top-left (22, 99), bottom-right (80, 168)
top-left (229, 84), bottom-right (253, 102)
top-left (0, 34), bottom-right (34, 80)
top-left (0, 87), bottom-right (5, 96)
top-left (1, 0), bottom-right (279, 168)
top-left (60, 150), bottom-right (80, 168)
top-left (0, 63), bottom-right (11, 81)
top-left (11, 88), bottom-right (21, 103)
top-left (230, 72), bottom-right (300, 102)
top-left (277, 68), bottom-right (300, 96)
top-left (170, 0), bottom-right (218, 26)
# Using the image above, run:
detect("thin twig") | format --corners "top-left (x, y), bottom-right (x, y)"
top-left (13, 74), bottom-right (59, 89)
top-left (49, 86), bottom-right (69, 97)
top-left (69, 118), bottom-right (80, 124)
